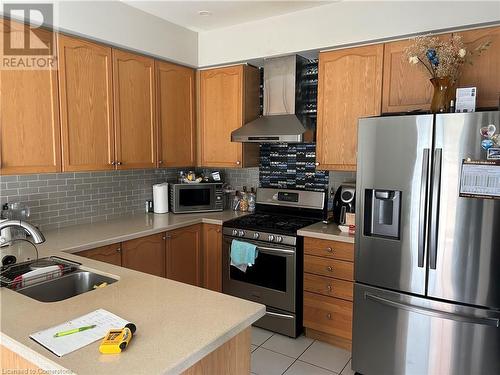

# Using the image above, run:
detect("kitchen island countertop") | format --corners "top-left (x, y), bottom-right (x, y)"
top-left (0, 210), bottom-right (264, 375)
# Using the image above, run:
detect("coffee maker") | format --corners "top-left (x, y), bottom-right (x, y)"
top-left (333, 184), bottom-right (355, 225)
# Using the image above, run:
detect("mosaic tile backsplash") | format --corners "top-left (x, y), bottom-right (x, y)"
top-left (259, 143), bottom-right (329, 191)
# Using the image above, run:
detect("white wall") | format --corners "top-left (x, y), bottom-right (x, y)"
top-left (198, 1), bottom-right (500, 67)
top-left (54, 1), bottom-right (198, 67)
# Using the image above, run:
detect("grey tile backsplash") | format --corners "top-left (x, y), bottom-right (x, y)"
top-left (0, 164), bottom-right (351, 231)
top-left (0, 167), bottom-right (260, 231)
top-left (0, 169), bottom-right (177, 231)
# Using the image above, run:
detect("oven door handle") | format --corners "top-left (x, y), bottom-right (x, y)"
top-left (256, 246), bottom-right (295, 255)
top-left (265, 311), bottom-right (295, 319)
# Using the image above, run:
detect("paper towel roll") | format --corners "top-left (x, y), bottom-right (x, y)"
top-left (153, 183), bottom-right (169, 213)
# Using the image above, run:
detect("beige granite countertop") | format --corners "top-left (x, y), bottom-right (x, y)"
top-left (36, 210), bottom-right (248, 255)
top-left (0, 210), bottom-right (265, 375)
top-left (297, 222), bottom-right (355, 243)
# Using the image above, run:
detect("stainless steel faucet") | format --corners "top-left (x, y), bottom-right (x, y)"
top-left (0, 220), bottom-right (45, 244)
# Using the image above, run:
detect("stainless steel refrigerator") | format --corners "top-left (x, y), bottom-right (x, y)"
top-left (353, 111), bottom-right (500, 375)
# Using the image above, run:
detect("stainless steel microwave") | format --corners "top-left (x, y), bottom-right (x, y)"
top-left (169, 183), bottom-right (223, 214)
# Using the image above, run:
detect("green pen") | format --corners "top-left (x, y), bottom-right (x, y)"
top-left (53, 325), bottom-right (96, 338)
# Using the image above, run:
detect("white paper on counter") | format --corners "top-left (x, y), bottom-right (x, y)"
top-left (30, 309), bottom-right (129, 357)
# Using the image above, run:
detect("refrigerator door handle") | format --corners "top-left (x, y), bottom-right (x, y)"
top-left (429, 148), bottom-right (442, 270)
top-left (365, 293), bottom-right (500, 327)
top-left (418, 148), bottom-right (430, 267)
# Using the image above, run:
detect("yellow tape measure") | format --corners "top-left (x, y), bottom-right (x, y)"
top-left (99, 323), bottom-right (137, 354)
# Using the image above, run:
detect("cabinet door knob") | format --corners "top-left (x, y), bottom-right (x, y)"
top-left (327, 284), bottom-right (332, 291)
top-left (326, 247), bottom-right (333, 253)
top-left (315, 162), bottom-right (320, 166)
top-left (159, 160), bottom-right (163, 164)
top-left (236, 160), bottom-right (241, 165)
top-left (326, 266), bottom-right (333, 272)
top-left (216, 229), bottom-right (221, 233)
top-left (111, 161), bottom-right (116, 166)
top-left (116, 247), bottom-right (121, 253)
top-left (326, 313), bottom-right (332, 320)
top-left (117, 161), bottom-right (123, 166)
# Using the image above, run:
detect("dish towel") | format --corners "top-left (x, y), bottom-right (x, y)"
top-left (230, 240), bottom-right (258, 273)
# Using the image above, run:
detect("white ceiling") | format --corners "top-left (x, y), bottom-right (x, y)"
top-left (124, 1), bottom-right (334, 32)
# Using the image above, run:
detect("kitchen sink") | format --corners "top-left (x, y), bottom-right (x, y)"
top-left (15, 270), bottom-right (117, 302)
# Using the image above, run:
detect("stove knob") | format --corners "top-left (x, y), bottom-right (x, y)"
top-left (238, 230), bottom-right (245, 237)
top-left (276, 236), bottom-right (283, 243)
top-left (232, 229), bottom-right (238, 236)
top-left (268, 235), bottom-right (275, 242)
top-left (253, 232), bottom-right (260, 240)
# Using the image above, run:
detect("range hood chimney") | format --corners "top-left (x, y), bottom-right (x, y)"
top-left (231, 55), bottom-right (312, 143)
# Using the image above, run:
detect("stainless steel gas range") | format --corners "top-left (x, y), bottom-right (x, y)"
top-left (222, 188), bottom-right (326, 337)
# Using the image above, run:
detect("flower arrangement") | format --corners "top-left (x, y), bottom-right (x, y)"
top-left (405, 34), bottom-right (490, 82)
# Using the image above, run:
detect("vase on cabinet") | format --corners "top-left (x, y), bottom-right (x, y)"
top-left (430, 77), bottom-right (452, 113)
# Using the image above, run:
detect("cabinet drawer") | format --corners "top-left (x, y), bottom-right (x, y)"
top-left (304, 255), bottom-right (353, 281)
top-left (304, 237), bottom-right (354, 262)
top-left (303, 291), bottom-right (352, 340)
top-left (304, 273), bottom-right (353, 301)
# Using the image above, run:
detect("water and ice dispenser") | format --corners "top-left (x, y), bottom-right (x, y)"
top-left (363, 189), bottom-right (401, 239)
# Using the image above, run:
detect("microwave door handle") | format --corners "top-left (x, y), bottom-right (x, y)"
top-left (418, 148), bottom-right (430, 268)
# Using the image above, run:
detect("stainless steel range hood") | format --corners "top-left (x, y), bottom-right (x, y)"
top-left (231, 55), bottom-right (308, 143)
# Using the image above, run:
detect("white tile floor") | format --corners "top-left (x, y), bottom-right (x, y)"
top-left (250, 326), bottom-right (353, 375)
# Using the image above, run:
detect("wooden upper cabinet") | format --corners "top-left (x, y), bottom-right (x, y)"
top-left (317, 45), bottom-right (383, 171)
top-left (200, 65), bottom-right (260, 168)
top-left (202, 224), bottom-right (222, 292)
top-left (455, 26), bottom-right (500, 109)
top-left (166, 224), bottom-right (202, 287)
top-left (156, 61), bottom-right (196, 167)
top-left (113, 49), bottom-right (156, 169)
top-left (0, 20), bottom-right (61, 174)
top-left (121, 233), bottom-right (166, 277)
top-left (382, 34), bottom-right (451, 113)
top-left (58, 35), bottom-right (114, 171)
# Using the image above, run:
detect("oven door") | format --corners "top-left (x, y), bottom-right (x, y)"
top-left (173, 184), bottom-right (219, 213)
top-left (222, 236), bottom-right (296, 312)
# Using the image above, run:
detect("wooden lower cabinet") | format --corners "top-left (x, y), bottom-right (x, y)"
top-left (303, 237), bottom-right (355, 351)
top-left (77, 243), bottom-right (121, 266)
top-left (304, 237), bottom-right (354, 262)
top-left (304, 273), bottom-right (353, 301)
top-left (202, 224), bottom-right (223, 292)
top-left (182, 328), bottom-right (250, 375)
top-left (75, 224), bottom-right (224, 292)
top-left (122, 233), bottom-right (166, 277)
top-left (166, 224), bottom-right (202, 286)
top-left (304, 292), bottom-right (352, 340)
top-left (304, 255), bottom-right (353, 281)
top-left (2, 328), bottom-right (251, 375)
